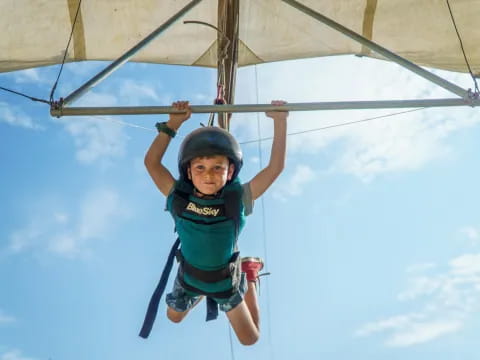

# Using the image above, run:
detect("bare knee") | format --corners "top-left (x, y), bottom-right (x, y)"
top-left (238, 332), bottom-right (260, 346)
top-left (167, 308), bottom-right (185, 323)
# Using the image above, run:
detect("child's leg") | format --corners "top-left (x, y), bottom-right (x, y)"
top-left (167, 295), bottom-right (203, 323)
top-left (225, 257), bottom-right (264, 345)
top-left (226, 281), bottom-right (260, 345)
top-left (166, 276), bottom-right (203, 323)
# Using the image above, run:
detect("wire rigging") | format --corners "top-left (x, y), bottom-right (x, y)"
top-left (0, 86), bottom-right (50, 105)
top-left (0, 0), bottom-right (83, 105)
top-left (228, 326), bottom-right (236, 360)
top-left (85, 115), bottom-right (156, 132)
top-left (239, 108), bottom-right (425, 145)
top-left (254, 65), bottom-right (275, 360)
top-left (49, 0), bottom-right (84, 104)
top-left (445, 0), bottom-right (479, 95)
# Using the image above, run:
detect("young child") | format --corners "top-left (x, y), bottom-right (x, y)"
top-left (142, 100), bottom-right (287, 345)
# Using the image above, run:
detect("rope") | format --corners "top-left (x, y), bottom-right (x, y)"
top-left (49, 106), bottom-right (423, 145)
top-left (228, 326), bottom-right (236, 360)
top-left (445, 0), bottom-right (479, 95)
top-left (84, 115), bottom-right (156, 132)
top-left (239, 108), bottom-right (425, 145)
top-left (49, 0), bottom-right (83, 103)
top-left (185, 20), bottom-right (230, 128)
top-left (0, 86), bottom-right (50, 105)
top-left (254, 65), bottom-right (275, 360)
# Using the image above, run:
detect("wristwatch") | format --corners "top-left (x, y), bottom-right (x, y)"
top-left (155, 122), bottom-right (176, 138)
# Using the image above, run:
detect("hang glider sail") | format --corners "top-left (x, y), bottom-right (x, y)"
top-left (2, 0), bottom-right (479, 74)
top-left (1, 0), bottom-right (479, 117)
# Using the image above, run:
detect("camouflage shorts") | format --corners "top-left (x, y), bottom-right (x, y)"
top-left (166, 272), bottom-right (248, 313)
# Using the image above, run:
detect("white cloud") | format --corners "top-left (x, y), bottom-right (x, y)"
top-left (406, 262), bottom-right (437, 273)
top-left (236, 57), bottom-right (479, 181)
top-left (118, 80), bottom-right (163, 105)
top-left (355, 252), bottom-right (480, 346)
top-left (6, 189), bottom-right (129, 258)
top-left (397, 275), bottom-right (443, 301)
top-left (77, 189), bottom-right (127, 240)
top-left (460, 226), bottom-right (480, 246)
top-left (0, 102), bottom-right (42, 130)
top-left (385, 320), bottom-right (462, 347)
top-left (449, 253), bottom-right (480, 276)
top-left (54, 82), bottom-right (169, 165)
top-left (9, 226), bottom-right (42, 253)
top-left (331, 111), bottom-right (458, 181)
top-left (48, 233), bottom-right (78, 257)
top-left (60, 117), bottom-right (129, 165)
top-left (51, 89), bottom-right (130, 165)
top-left (192, 92), bottom-right (211, 104)
top-left (0, 350), bottom-right (36, 360)
top-left (250, 156), bottom-right (260, 164)
top-left (76, 91), bottom-right (119, 107)
top-left (12, 69), bottom-right (44, 85)
top-left (273, 164), bottom-right (316, 201)
top-left (355, 313), bottom-right (425, 336)
top-left (0, 309), bottom-right (15, 324)
top-left (65, 61), bottom-right (105, 77)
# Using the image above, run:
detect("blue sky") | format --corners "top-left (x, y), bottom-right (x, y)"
top-left (1, 54), bottom-right (479, 360)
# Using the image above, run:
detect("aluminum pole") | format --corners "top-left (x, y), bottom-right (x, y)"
top-left (50, 98), bottom-right (479, 117)
top-left (282, 0), bottom-right (471, 100)
top-left (62, 0), bottom-right (202, 106)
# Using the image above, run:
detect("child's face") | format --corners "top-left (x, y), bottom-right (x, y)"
top-left (188, 155), bottom-right (235, 195)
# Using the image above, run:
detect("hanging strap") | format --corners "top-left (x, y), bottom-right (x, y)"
top-left (139, 238), bottom-right (180, 339)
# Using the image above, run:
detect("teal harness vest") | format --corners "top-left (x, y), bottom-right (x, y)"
top-left (139, 179), bottom-right (246, 339)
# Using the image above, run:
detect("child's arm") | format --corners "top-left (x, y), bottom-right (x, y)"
top-left (249, 100), bottom-right (288, 200)
top-left (144, 101), bottom-right (191, 196)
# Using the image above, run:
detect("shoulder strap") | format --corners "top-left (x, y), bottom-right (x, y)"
top-left (222, 184), bottom-right (242, 242)
top-left (171, 188), bottom-right (190, 217)
top-left (139, 237), bottom-right (180, 339)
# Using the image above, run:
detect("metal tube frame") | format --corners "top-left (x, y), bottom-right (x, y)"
top-left (61, 0), bottom-right (202, 106)
top-left (51, 0), bottom-right (480, 118)
top-left (50, 98), bottom-right (480, 117)
top-left (281, 0), bottom-right (472, 100)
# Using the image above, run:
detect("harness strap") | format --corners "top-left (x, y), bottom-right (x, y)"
top-left (177, 268), bottom-right (238, 299)
top-left (206, 297), bottom-right (219, 321)
top-left (176, 250), bottom-right (239, 283)
top-left (172, 189), bottom-right (229, 226)
top-left (139, 238), bottom-right (180, 339)
top-left (176, 273), bottom-right (234, 322)
top-left (172, 189), bottom-right (190, 216)
top-left (176, 251), bottom-right (241, 322)
top-left (223, 189), bottom-right (241, 239)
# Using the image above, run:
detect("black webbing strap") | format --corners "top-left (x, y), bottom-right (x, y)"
top-left (171, 189), bottom-right (190, 216)
top-left (176, 250), bottom-right (236, 283)
top-left (223, 189), bottom-right (241, 240)
top-left (206, 297), bottom-right (219, 321)
top-left (177, 271), bottom-right (236, 299)
top-left (139, 238), bottom-right (180, 339)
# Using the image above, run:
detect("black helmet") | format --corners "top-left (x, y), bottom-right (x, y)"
top-left (178, 127), bottom-right (243, 181)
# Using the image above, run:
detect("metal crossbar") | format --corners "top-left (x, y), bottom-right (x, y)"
top-left (50, 98), bottom-right (479, 117)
